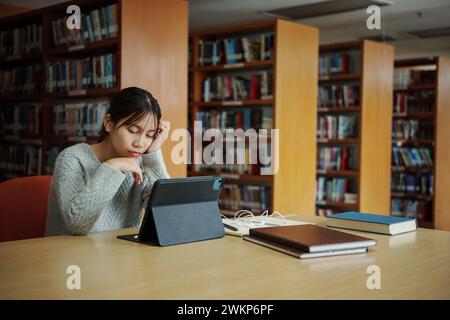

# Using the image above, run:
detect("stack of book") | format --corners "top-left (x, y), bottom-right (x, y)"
top-left (243, 224), bottom-right (376, 259)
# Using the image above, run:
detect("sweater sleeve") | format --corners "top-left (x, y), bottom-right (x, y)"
top-left (140, 149), bottom-right (170, 206)
top-left (52, 154), bottom-right (126, 235)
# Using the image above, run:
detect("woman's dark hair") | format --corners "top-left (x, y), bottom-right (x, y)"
top-left (98, 87), bottom-right (161, 142)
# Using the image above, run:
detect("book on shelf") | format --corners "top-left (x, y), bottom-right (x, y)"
top-left (243, 224), bottom-right (376, 259)
top-left (317, 208), bottom-right (342, 217)
top-left (394, 69), bottom-right (436, 89)
top-left (392, 119), bottom-right (434, 140)
top-left (202, 71), bottom-right (273, 102)
top-left (316, 177), bottom-right (356, 203)
top-left (44, 146), bottom-right (61, 175)
top-left (219, 184), bottom-right (270, 213)
top-left (317, 115), bottom-right (357, 139)
top-left (391, 198), bottom-right (431, 221)
top-left (392, 146), bottom-right (433, 168)
top-left (198, 33), bottom-right (274, 66)
top-left (52, 100), bottom-right (109, 136)
top-left (0, 64), bottom-right (42, 96)
top-left (0, 104), bottom-right (41, 136)
top-left (50, 4), bottom-right (119, 48)
top-left (319, 51), bottom-right (361, 78)
top-left (45, 52), bottom-right (117, 93)
top-left (393, 90), bottom-right (435, 115)
top-left (318, 83), bottom-right (360, 108)
top-left (327, 212), bottom-right (417, 235)
top-left (391, 172), bottom-right (433, 195)
top-left (196, 107), bottom-right (272, 132)
top-left (317, 146), bottom-right (354, 171)
top-left (0, 144), bottom-right (42, 177)
top-left (193, 159), bottom-right (260, 177)
top-left (0, 23), bottom-right (42, 58)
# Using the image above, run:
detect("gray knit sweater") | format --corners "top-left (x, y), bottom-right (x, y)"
top-left (45, 143), bottom-right (170, 236)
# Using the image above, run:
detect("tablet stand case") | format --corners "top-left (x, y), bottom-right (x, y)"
top-left (117, 176), bottom-right (225, 246)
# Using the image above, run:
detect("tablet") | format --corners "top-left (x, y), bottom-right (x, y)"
top-left (117, 176), bottom-right (225, 246)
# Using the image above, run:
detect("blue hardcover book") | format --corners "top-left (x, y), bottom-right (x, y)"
top-left (327, 212), bottom-right (417, 235)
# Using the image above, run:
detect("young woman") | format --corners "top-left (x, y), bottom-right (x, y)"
top-left (46, 87), bottom-right (170, 236)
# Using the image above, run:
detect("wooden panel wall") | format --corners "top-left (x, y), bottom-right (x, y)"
top-left (435, 57), bottom-right (450, 231)
top-left (121, 0), bottom-right (188, 178)
top-left (272, 20), bottom-right (319, 215)
top-left (359, 40), bottom-right (394, 214)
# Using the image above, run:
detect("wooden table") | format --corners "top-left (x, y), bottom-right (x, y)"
top-left (0, 214), bottom-right (449, 299)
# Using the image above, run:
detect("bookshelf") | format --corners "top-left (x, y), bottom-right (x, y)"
top-left (316, 40), bottom-right (394, 217)
top-left (391, 57), bottom-right (450, 231)
top-left (0, 0), bottom-right (188, 181)
top-left (188, 20), bottom-right (319, 217)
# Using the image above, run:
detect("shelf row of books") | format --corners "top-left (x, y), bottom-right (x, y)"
top-left (392, 146), bottom-right (433, 168)
top-left (391, 172), bottom-right (433, 195)
top-left (195, 107), bottom-right (272, 132)
top-left (198, 33), bottom-right (274, 66)
top-left (53, 100), bottom-right (109, 136)
top-left (0, 64), bottom-right (42, 96)
top-left (51, 3), bottom-right (119, 47)
top-left (318, 51), bottom-right (361, 78)
top-left (0, 104), bottom-right (41, 136)
top-left (0, 144), bottom-right (64, 178)
top-left (393, 90), bottom-right (435, 114)
top-left (219, 184), bottom-right (271, 212)
top-left (0, 24), bottom-right (42, 58)
top-left (316, 208), bottom-right (341, 217)
top-left (394, 69), bottom-right (436, 89)
top-left (316, 177), bottom-right (356, 203)
top-left (191, 143), bottom-right (272, 175)
top-left (317, 115), bottom-right (357, 139)
top-left (192, 163), bottom-right (260, 176)
top-left (391, 198), bottom-right (431, 221)
top-left (45, 53), bottom-right (117, 92)
top-left (0, 144), bottom-right (42, 177)
top-left (317, 146), bottom-right (355, 171)
top-left (392, 119), bottom-right (434, 140)
top-left (202, 72), bottom-right (273, 102)
top-left (43, 147), bottom-right (60, 174)
top-left (318, 83), bottom-right (360, 108)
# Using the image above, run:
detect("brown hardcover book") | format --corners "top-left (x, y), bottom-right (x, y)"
top-left (249, 224), bottom-right (376, 253)
top-left (243, 234), bottom-right (368, 259)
